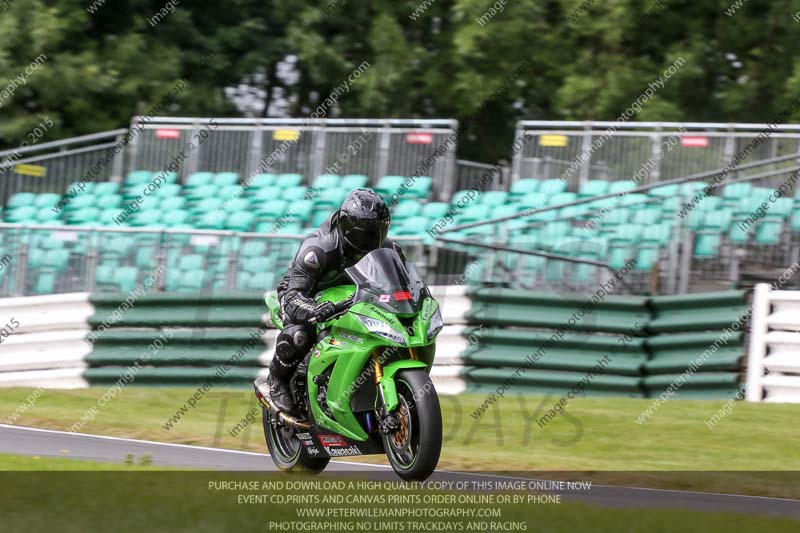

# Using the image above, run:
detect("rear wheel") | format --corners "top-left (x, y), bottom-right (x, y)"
top-left (381, 369), bottom-right (442, 481)
top-left (262, 407), bottom-right (330, 473)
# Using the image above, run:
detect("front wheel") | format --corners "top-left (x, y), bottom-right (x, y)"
top-left (381, 369), bottom-right (442, 481)
top-left (262, 407), bottom-right (330, 474)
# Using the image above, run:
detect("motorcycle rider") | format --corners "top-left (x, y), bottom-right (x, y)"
top-left (267, 188), bottom-right (393, 415)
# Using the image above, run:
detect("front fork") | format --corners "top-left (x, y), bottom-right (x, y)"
top-left (374, 349), bottom-right (427, 434)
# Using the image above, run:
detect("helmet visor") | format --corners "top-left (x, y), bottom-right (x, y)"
top-left (342, 223), bottom-right (387, 254)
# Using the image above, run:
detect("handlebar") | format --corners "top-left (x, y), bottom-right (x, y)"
top-left (309, 295), bottom-right (356, 324)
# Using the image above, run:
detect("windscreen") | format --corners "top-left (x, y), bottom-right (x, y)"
top-left (345, 247), bottom-right (427, 315)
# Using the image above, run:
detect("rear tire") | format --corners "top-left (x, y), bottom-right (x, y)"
top-left (381, 369), bottom-right (442, 481)
top-left (262, 407), bottom-right (330, 474)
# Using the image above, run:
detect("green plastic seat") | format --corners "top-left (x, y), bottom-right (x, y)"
top-left (186, 184), bottom-right (218, 200)
top-left (680, 181), bottom-right (705, 196)
top-left (94, 182), bottom-right (120, 196)
top-left (160, 196), bottom-right (187, 211)
top-left (315, 188), bottom-right (348, 207)
top-left (95, 194), bottom-right (122, 209)
top-left (35, 209), bottom-right (60, 222)
top-left (68, 181), bottom-right (95, 194)
top-left (218, 185), bottom-right (244, 200)
top-left (113, 266), bottom-right (139, 292)
top-left (641, 223), bottom-right (672, 246)
top-left (406, 176), bottom-right (432, 199)
top-left (769, 198), bottom-right (793, 220)
top-left (602, 207), bottom-right (631, 225)
top-left (539, 179), bottom-right (567, 195)
top-left (550, 192), bottom-right (577, 205)
top-left (729, 222), bottom-right (751, 243)
top-left (287, 200), bottom-right (314, 221)
top-left (632, 208), bottom-right (661, 225)
top-left (125, 171), bottom-right (153, 187)
top-left (610, 224), bottom-right (643, 244)
top-left (510, 179), bottom-right (540, 197)
top-left (313, 174), bottom-right (341, 189)
top-left (162, 210), bottom-right (191, 226)
top-left (722, 183), bottom-right (753, 202)
top-left (34, 271), bottom-right (56, 294)
top-left (33, 193), bottom-right (62, 207)
top-left (192, 198), bottom-right (224, 213)
top-left (251, 186), bottom-right (282, 202)
top-left (214, 172), bottom-right (240, 186)
top-left (421, 202), bottom-right (449, 218)
top-left (226, 212), bottom-right (256, 231)
top-left (63, 194), bottom-right (95, 210)
top-left (178, 254), bottom-right (204, 271)
top-left (481, 191), bottom-right (509, 206)
top-left (184, 172), bottom-right (215, 188)
top-left (255, 200), bottom-right (289, 219)
top-left (393, 201), bottom-right (422, 219)
top-left (459, 204), bottom-right (492, 221)
top-left (66, 207), bottom-right (101, 225)
top-left (579, 180), bottom-right (610, 197)
top-left (703, 210), bottom-right (733, 231)
top-left (694, 234), bottom-right (721, 257)
top-left (276, 173), bottom-right (304, 188)
top-left (755, 220), bottom-right (782, 245)
top-left (650, 184), bottom-right (680, 197)
top-left (240, 240), bottom-right (267, 257)
top-left (247, 174), bottom-right (276, 189)
top-left (282, 186), bottom-right (310, 202)
top-left (6, 193), bottom-right (36, 209)
top-left (697, 195), bottom-right (722, 212)
top-left (341, 175), bottom-right (369, 189)
top-left (607, 246), bottom-right (635, 269)
top-left (42, 249), bottom-right (70, 269)
top-left (618, 193), bottom-right (650, 207)
top-left (635, 247), bottom-right (659, 271)
top-left (609, 181), bottom-right (636, 194)
top-left (375, 176), bottom-right (406, 196)
top-left (154, 183), bottom-right (182, 197)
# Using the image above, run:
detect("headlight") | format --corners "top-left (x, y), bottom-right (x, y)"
top-left (355, 314), bottom-right (406, 345)
top-left (427, 307), bottom-right (444, 340)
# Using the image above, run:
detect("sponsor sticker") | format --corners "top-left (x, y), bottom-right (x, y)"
top-left (318, 434), bottom-right (348, 448)
top-left (327, 445), bottom-right (361, 457)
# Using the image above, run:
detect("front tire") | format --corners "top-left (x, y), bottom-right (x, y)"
top-left (381, 369), bottom-right (442, 481)
top-left (262, 407), bottom-right (330, 474)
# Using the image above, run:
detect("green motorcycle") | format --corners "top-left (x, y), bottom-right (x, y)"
top-left (254, 246), bottom-right (443, 481)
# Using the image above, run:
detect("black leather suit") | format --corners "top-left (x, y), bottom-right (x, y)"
top-left (271, 212), bottom-right (393, 382)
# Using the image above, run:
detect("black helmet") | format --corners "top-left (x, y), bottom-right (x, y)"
top-left (337, 189), bottom-right (391, 258)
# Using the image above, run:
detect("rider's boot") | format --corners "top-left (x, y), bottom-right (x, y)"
top-left (267, 373), bottom-right (297, 416)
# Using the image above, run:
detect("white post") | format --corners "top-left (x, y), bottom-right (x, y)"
top-left (745, 283), bottom-right (770, 401)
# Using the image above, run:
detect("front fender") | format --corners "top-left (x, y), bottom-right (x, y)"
top-left (380, 359), bottom-right (429, 412)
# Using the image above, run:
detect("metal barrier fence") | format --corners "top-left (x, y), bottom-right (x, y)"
top-left (453, 160), bottom-right (507, 194)
top-left (0, 130), bottom-right (128, 206)
top-left (0, 223), bottom-right (426, 297)
top-left (512, 121), bottom-right (800, 190)
top-left (127, 117), bottom-right (459, 200)
top-left (437, 153), bottom-right (800, 295)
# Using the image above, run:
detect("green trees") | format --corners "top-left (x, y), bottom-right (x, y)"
top-left (1, 0), bottom-right (799, 161)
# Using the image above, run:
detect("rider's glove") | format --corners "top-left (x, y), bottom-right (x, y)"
top-left (312, 301), bottom-right (336, 323)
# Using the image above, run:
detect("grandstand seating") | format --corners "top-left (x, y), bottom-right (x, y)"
top-left (0, 171), bottom-right (791, 294)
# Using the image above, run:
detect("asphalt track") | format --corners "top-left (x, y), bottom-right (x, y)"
top-left (1, 424), bottom-right (799, 518)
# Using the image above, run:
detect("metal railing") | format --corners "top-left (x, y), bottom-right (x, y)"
top-left (0, 130), bottom-right (129, 206)
top-left (435, 152), bottom-right (800, 294)
top-left (0, 223), bottom-right (426, 297)
top-left (127, 117), bottom-right (459, 200)
top-left (512, 121), bottom-right (800, 190)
